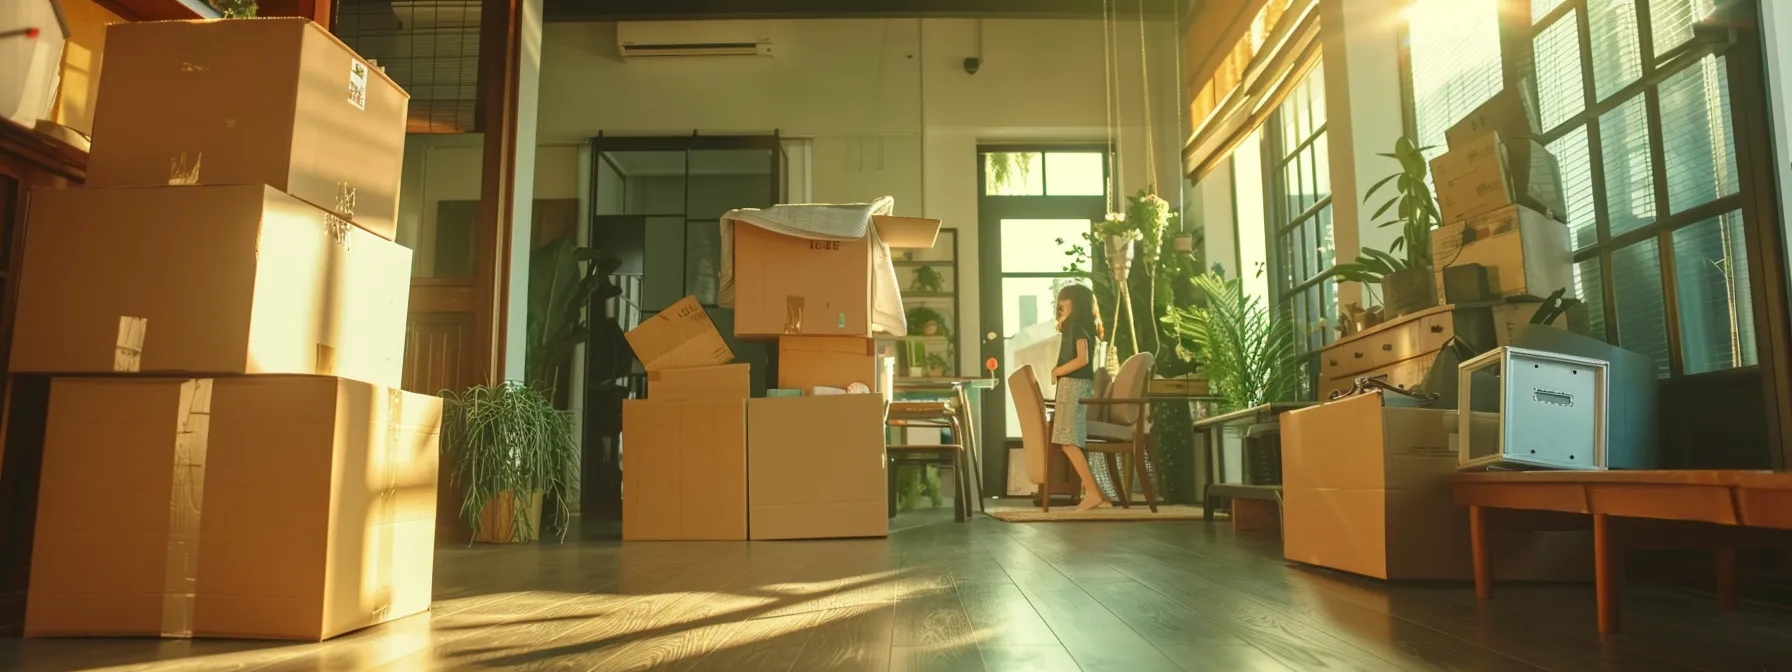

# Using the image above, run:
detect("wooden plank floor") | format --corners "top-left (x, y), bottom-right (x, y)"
top-left (3, 506), bottom-right (1791, 671)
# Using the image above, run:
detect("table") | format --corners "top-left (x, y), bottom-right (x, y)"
top-left (893, 377), bottom-right (998, 513)
top-left (1451, 470), bottom-right (1792, 634)
top-left (1192, 402), bottom-right (1314, 515)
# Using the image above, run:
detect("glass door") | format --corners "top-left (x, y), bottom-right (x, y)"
top-left (976, 148), bottom-right (1108, 497)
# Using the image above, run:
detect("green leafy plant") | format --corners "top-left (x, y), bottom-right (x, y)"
top-left (910, 265), bottom-right (944, 293)
top-left (986, 153), bottom-right (1035, 193)
top-left (208, 0), bottom-right (258, 17)
top-left (1094, 213), bottom-right (1141, 241)
top-left (441, 382), bottom-right (579, 544)
top-left (1161, 273), bottom-right (1301, 411)
top-left (924, 352), bottom-right (952, 375)
top-left (526, 240), bottom-right (616, 397)
top-left (1333, 136), bottom-right (1441, 288)
top-left (905, 306), bottom-right (951, 341)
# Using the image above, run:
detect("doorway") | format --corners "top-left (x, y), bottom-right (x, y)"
top-left (581, 134), bottom-right (784, 520)
top-left (975, 147), bottom-right (1109, 498)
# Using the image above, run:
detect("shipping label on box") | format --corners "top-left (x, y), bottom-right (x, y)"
top-left (626, 295), bottom-right (735, 372)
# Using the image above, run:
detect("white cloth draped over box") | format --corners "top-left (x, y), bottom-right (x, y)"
top-left (717, 196), bottom-right (909, 337)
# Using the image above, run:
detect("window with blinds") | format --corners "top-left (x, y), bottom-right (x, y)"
top-left (1406, 0), bottom-right (1750, 379)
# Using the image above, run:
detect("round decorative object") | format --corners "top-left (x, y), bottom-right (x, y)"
top-left (846, 382), bottom-right (871, 394)
top-left (921, 321), bottom-right (940, 336)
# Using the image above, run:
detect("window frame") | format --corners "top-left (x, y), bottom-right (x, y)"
top-left (1261, 57), bottom-right (1337, 363)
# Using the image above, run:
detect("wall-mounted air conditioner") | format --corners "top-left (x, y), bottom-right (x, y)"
top-left (616, 21), bottom-right (774, 60)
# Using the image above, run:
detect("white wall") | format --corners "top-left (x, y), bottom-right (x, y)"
top-left (529, 17), bottom-right (1183, 370)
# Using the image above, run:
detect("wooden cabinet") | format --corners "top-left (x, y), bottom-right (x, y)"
top-left (0, 119), bottom-right (86, 637)
top-left (1318, 305), bottom-right (1498, 400)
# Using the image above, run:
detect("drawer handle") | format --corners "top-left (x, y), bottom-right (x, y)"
top-left (1381, 344), bottom-right (1393, 351)
top-left (1430, 325), bottom-right (1445, 333)
top-left (1353, 352), bottom-right (1363, 359)
top-left (1328, 360), bottom-right (1337, 366)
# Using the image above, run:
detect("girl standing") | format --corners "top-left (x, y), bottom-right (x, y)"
top-left (1049, 283), bottom-right (1116, 512)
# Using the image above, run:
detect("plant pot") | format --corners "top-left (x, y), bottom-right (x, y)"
top-left (1104, 236), bottom-right (1135, 284)
top-left (926, 365), bottom-right (947, 377)
top-left (907, 366), bottom-right (925, 378)
top-left (473, 490), bottom-right (545, 543)
top-left (1381, 267), bottom-right (1438, 317)
top-left (921, 321), bottom-right (940, 336)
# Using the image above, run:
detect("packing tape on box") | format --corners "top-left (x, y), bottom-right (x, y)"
top-left (335, 182), bottom-right (358, 218)
top-left (116, 316), bottom-right (148, 372)
top-left (167, 152), bottom-right (202, 186)
top-left (161, 378), bottom-right (213, 638)
top-left (784, 296), bottom-right (804, 334)
top-left (315, 344), bottom-right (338, 376)
top-left (324, 213), bottom-right (354, 250)
top-left (367, 387), bottom-right (403, 622)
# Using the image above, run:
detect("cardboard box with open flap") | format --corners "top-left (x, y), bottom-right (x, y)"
top-left (731, 215), bottom-right (943, 340)
top-left (625, 295), bottom-right (735, 372)
top-left (1430, 133), bottom-right (1568, 223)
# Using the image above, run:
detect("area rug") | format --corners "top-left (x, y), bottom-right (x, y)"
top-left (986, 504), bottom-right (1208, 522)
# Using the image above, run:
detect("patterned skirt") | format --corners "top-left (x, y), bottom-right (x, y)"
top-left (1050, 377), bottom-right (1122, 502)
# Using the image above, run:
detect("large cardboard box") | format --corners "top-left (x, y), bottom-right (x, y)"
top-left (777, 336), bottom-right (877, 392)
top-left (648, 363), bottom-right (750, 401)
top-left (1430, 204), bottom-right (1574, 303)
top-left (626, 295), bottom-right (735, 372)
top-left (87, 18), bottom-right (409, 240)
top-left (747, 395), bottom-right (888, 540)
top-left (1282, 393), bottom-right (1592, 581)
top-left (1444, 88), bottom-right (1540, 150)
top-left (622, 399), bottom-right (748, 541)
top-left (11, 185), bottom-right (411, 388)
top-left (1430, 133), bottom-right (1567, 223)
top-left (733, 223), bottom-right (875, 339)
top-left (27, 376), bottom-right (440, 640)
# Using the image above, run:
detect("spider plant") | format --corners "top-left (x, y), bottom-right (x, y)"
top-left (1161, 273), bottom-right (1301, 411)
top-left (441, 382), bottom-right (579, 544)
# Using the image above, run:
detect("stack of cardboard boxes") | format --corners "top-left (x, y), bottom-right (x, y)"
top-left (1428, 88), bottom-right (1576, 315)
top-left (1281, 89), bottom-right (1592, 582)
top-left (14, 19), bottom-right (437, 641)
top-left (622, 216), bottom-right (938, 541)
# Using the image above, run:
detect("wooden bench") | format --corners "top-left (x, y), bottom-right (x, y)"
top-left (1208, 483), bottom-right (1281, 531)
top-left (1451, 470), bottom-right (1792, 634)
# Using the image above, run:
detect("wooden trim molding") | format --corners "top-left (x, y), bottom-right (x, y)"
top-left (1182, 2), bottom-right (1320, 181)
top-left (475, 0), bottom-right (524, 387)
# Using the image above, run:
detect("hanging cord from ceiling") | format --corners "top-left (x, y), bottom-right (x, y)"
top-left (1137, 0), bottom-right (1156, 191)
top-left (1102, 0), bottom-right (1121, 213)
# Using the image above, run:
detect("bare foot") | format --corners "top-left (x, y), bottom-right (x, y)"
top-left (1074, 497), bottom-right (1110, 513)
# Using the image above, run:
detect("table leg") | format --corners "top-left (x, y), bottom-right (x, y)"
top-left (956, 386), bottom-right (986, 514)
top-left (1715, 546), bottom-right (1739, 610)
top-left (1594, 513), bottom-right (1621, 635)
top-left (1470, 505), bottom-right (1492, 599)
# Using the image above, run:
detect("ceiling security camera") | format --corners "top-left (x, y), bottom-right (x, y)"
top-left (964, 57), bottom-right (980, 75)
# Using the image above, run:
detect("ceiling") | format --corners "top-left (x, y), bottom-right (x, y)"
top-left (543, 0), bottom-right (1179, 22)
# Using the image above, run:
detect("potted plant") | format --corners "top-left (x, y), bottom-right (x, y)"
top-left (1161, 272), bottom-right (1301, 412)
top-left (208, 0), bottom-right (258, 17)
top-left (441, 381), bottom-right (579, 544)
top-left (910, 265), bottom-right (944, 294)
top-left (906, 306), bottom-right (950, 339)
top-left (1334, 136), bottom-right (1442, 317)
top-left (1094, 212), bottom-right (1141, 283)
top-left (925, 352), bottom-right (951, 377)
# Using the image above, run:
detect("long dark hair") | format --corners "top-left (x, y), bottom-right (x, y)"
top-left (1054, 283), bottom-right (1105, 340)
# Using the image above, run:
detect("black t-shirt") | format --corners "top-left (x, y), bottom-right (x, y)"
top-left (1057, 321), bottom-right (1096, 380)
